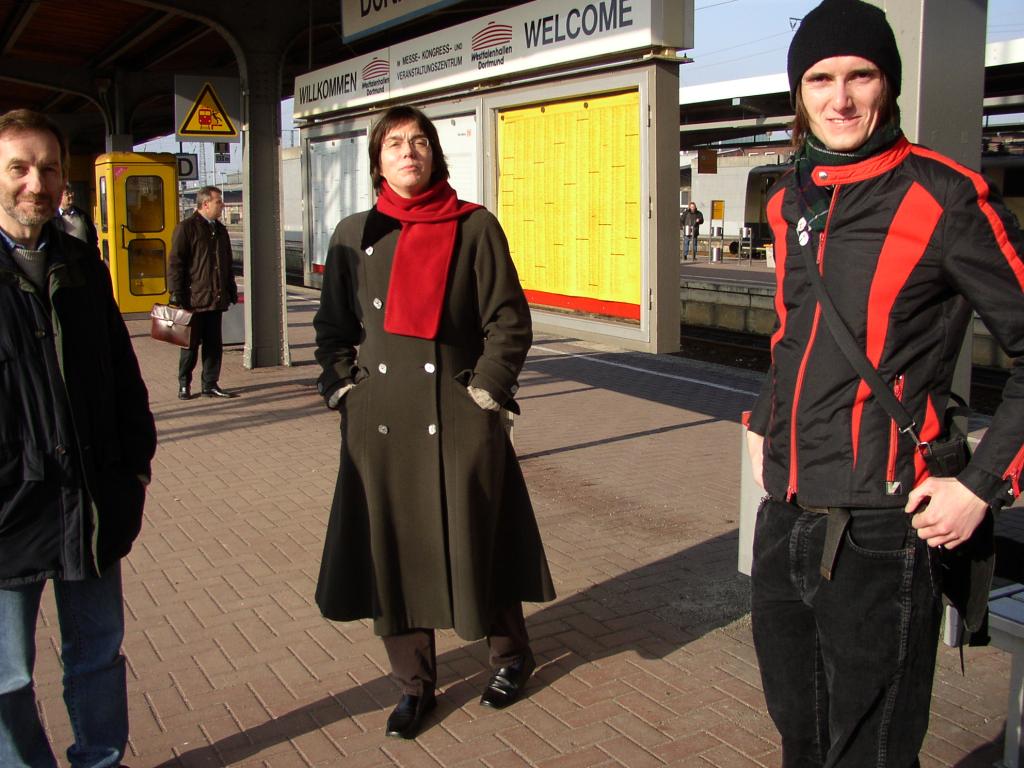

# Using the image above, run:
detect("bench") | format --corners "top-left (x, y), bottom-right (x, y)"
top-left (990, 583), bottom-right (1024, 768)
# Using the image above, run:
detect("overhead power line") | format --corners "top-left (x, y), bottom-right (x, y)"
top-left (696, 0), bottom-right (740, 10)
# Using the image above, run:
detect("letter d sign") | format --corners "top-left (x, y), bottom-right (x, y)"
top-left (175, 153), bottom-right (199, 181)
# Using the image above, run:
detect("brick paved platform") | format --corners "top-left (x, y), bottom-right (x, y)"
top-left (32, 287), bottom-right (1017, 766)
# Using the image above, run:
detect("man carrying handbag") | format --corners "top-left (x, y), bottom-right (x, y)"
top-left (168, 185), bottom-right (238, 400)
top-left (743, 0), bottom-right (1024, 764)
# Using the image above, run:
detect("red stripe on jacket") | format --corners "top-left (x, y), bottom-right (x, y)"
top-left (909, 145), bottom-right (1024, 486)
top-left (848, 182), bottom-right (943, 466)
top-left (766, 189), bottom-right (788, 357)
top-left (909, 144), bottom-right (1024, 292)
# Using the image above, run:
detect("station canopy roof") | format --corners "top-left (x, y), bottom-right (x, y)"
top-left (1, 1), bottom-right (1019, 156)
top-left (0, 0), bottom-right (529, 155)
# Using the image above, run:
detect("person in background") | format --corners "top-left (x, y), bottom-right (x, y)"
top-left (313, 104), bottom-right (555, 740)
top-left (0, 108), bottom-right (156, 768)
top-left (168, 185), bottom-right (238, 400)
top-left (55, 183), bottom-right (98, 247)
top-left (744, 0), bottom-right (1024, 764)
top-left (681, 200), bottom-right (704, 260)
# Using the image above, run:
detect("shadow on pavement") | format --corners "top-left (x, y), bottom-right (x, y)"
top-left (151, 530), bottom-right (750, 766)
top-left (952, 738), bottom-right (1004, 767)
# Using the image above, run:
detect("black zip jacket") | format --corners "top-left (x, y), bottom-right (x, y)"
top-left (0, 226), bottom-right (156, 585)
top-left (748, 137), bottom-right (1024, 509)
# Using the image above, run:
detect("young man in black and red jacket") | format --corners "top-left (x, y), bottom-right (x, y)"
top-left (744, 0), bottom-right (1024, 764)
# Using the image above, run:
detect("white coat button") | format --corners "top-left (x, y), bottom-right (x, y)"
top-left (378, 363), bottom-right (388, 374)
top-left (817, 170), bottom-right (829, 180)
top-left (372, 297), bottom-right (383, 309)
top-left (424, 363), bottom-right (436, 373)
top-left (365, 246), bottom-right (374, 255)
top-left (427, 424), bottom-right (437, 435)
top-left (378, 425), bottom-right (389, 435)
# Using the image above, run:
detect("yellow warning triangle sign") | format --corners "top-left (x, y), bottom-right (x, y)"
top-left (179, 82), bottom-right (237, 138)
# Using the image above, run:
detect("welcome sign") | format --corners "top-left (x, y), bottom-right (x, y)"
top-left (296, 0), bottom-right (691, 118)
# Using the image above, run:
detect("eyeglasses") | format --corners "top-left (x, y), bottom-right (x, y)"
top-left (383, 135), bottom-right (430, 152)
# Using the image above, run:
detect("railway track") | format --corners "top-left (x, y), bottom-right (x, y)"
top-left (678, 324), bottom-right (1009, 416)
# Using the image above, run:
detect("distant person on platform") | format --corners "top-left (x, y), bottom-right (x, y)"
top-left (55, 183), bottom-right (97, 247)
top-left (0, 108), bottom-right (156, 768)
top-left (681, 201), bottom-right (703, 260)
top-left (168, 185), bottom-right (238, 400)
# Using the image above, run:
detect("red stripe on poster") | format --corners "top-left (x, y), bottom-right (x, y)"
top-left (524, 290), bottom-right (640, 320)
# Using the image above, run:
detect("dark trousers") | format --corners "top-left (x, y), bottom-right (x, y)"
top-left (178, 310), bottom-right (224, 389)
top-left (382, 603), bottom-right (531, 696)
top-left (751, 498), bottom-right (942, 767)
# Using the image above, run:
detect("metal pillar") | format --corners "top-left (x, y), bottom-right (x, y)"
top-left (651, 58), bottom-right (682, 353)
top-left (241, 50), bottom-right (290, 368)
top-left (106, 134), bottom-right (133, 152)
top-left (874, 0), bottom-right (987, 169)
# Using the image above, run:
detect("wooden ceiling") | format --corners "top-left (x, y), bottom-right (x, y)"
top-left (0, 0), bottom-right (526, 154)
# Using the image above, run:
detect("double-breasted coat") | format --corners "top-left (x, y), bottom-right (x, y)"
top-left (313, 206), bottom-right (555, 639)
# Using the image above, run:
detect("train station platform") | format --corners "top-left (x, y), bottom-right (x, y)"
top-left (32, 286), bottom-right (1020, 767)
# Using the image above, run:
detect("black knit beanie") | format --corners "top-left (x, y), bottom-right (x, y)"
top-left (787, 0), bottom-right (902, 103)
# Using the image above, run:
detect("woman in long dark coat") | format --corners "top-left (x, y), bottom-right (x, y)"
top-left (313, 105), bottom-right (555, 739)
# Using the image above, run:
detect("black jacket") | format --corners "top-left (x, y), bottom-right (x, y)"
top-left (0, 225), bottom-right (156, 585)
top-left (168, 212), bottom-right (237, 312)
top-left (681, 207), bottom-right (704, 235)
top-left (748, 137), bottom-right (1024, 509)
top-left (56, 205), bottom-right (98, 248)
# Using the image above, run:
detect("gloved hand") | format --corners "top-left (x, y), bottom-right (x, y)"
top-left (169, 292), bottom-right (188, 309)
top-left (468, 386), bottom-right (501, 412)
top-left (327, 383), bottom-right (355, 410)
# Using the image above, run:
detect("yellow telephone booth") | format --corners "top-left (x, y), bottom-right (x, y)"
top-left (94, 152), bottom-right (177, 313)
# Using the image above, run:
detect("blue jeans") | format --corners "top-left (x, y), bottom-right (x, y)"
top-left (683, 235), bottom-right (697, 259)
top-left (751, 499), bottom-right (941, 767)
top-left (0, 564), bottom-right (127, 768)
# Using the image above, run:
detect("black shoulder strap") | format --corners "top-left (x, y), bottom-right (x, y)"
top-left (799, 240), bottom-right (922, 445)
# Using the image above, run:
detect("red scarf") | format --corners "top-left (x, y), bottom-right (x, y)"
top-left (376, 179), bottom-right (481, 339)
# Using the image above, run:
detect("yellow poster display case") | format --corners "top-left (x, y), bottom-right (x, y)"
top-left (498, 90), bottom-right (642, 323)
top-left (94, 152), bottom-right (177, 313)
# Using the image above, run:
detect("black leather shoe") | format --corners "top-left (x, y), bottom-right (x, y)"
top-left (201, 385), bottom-right (238, 399)
top-left (479, 654), bottom-right (536, 709)
top-left (385, 692), bottom-right (436, 739)
top-left (178, 385), bottom-right (191, 400)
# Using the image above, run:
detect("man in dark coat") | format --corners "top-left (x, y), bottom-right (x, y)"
top-left (314, 105), bottom-right (555, 740)
top-left (168, 185), bottom-right (238, 400)
top-left (681, 201), bottom-right (704, 260)
top-left (0, 109), bottom-right (156, 768)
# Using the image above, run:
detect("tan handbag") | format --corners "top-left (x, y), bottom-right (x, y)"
top-left (150, 303), bottom-right (194, 348)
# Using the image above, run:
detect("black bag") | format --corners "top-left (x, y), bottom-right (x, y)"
top-left (918, 408), bottom-right (994, 641)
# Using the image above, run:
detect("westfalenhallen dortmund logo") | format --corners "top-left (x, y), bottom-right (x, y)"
top-left (471, 21), bottom-right (513, 70)
top-left (361, 57), bottom-right (390, 96)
